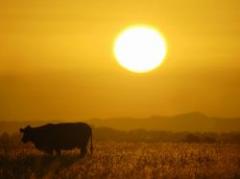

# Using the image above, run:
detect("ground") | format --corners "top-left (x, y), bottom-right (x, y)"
top-left (0, 142), bottom-right (240, 179)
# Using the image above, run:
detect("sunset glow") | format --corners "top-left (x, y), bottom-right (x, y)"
top-left (114, 26), bottom-right (167, 73)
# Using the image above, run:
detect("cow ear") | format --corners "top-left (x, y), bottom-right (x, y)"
top-left (20, 128), bottom-right (24, 133)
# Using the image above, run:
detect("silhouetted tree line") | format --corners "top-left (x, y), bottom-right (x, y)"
top-left (0, 128), bottom-right (240, 148)
top-left (92, 127), bottom-right (240, 143)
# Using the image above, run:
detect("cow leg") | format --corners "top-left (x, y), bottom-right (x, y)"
top-left (55, 149), bottom-right (61, 156)
top-left (45, 148), bottom-right (53, 155)
top-left (80, 146), bottom-right (87, 158)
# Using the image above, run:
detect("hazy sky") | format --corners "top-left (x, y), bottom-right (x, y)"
top-left (1, 0), bottom-right (240, 120)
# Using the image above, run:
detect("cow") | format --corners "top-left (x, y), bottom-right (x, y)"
top-left (20, 122), bottom-right (93, 157)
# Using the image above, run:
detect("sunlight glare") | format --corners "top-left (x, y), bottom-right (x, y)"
top-left (114, 25), bottom-right (167, 73)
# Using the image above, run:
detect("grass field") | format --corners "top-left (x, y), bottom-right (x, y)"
top-left (0, 141), bottom-right (240, 179)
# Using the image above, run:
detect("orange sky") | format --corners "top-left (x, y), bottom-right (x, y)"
top-left (1, 0), bottom-right (240, 120)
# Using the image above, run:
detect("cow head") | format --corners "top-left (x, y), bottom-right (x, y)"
top-left (20, 125), bottom-right (33, 143)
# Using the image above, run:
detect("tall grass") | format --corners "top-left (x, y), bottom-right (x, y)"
top-left (0, 141), bottom-right (239, 179)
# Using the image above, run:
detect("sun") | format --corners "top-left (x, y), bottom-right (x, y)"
top-left (114, 25), bottom-right (167, 73)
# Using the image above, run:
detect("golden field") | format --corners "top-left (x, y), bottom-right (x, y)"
top-left (0, 140), bottom-right (239, 179)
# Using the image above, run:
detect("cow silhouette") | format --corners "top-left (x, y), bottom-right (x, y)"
top-left (20, 122), bottom-right (93, 157)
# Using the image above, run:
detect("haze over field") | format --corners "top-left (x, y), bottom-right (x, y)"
top-left (1, 112), bottom-right (240, 133)
top-left (1, 1), bottom-right (240, 179)
top-left (1, 0), bottom-right (240, 127)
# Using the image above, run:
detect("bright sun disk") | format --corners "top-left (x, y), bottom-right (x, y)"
top-left (114, 25), bottom-right (167, 73)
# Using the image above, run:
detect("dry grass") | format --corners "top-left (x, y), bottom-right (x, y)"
top-left (0, 142), bottom-right (240, 179)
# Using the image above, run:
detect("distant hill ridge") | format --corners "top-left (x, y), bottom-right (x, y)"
top-left (1, 112), bottom-right (240, 133)
top-left (88, 112), bottom-right (240, 132)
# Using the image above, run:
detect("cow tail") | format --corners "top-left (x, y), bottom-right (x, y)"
top-left (90, 129), bottom-right (93, 155)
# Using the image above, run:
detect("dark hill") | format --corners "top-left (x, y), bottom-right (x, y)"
top-left (1, 112), bottom-right (240, 133)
